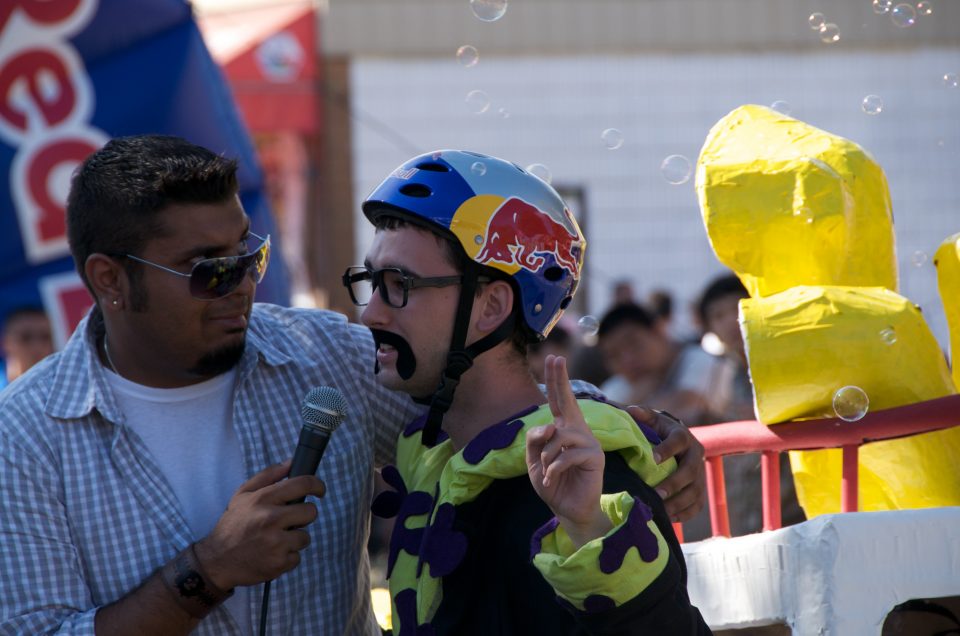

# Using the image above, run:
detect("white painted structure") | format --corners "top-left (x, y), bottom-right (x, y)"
top-left (682, 508), bottom-right (960, 634)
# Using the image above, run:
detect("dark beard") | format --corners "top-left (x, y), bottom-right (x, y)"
top-left (189, 341), bottom-right (246, 376)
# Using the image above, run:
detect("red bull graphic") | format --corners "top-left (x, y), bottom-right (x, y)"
top-left (475, 197), bottom-right (583, 278)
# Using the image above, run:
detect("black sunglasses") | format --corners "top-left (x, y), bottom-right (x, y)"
top-left (342, 266), bottom-right (474, 309)
top-left (123, 232), bottom-right (271, 300)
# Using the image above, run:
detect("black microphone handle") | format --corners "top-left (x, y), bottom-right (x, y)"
top-left (287, 425), bottom-right (332, 504)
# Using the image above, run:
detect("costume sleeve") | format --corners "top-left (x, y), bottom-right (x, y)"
top-left (531, 492), bottom-right (669, 611)
top-left (530, 456), bottom-right (711, 635)
top-left (0, 431), bottom-right (98, 633)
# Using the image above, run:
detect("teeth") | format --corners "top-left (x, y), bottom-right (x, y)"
top-left (380, 344), bottom-right (396, 352)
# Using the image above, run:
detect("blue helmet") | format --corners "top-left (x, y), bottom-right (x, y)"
top-left (362, 150), bottom-right (585, 341)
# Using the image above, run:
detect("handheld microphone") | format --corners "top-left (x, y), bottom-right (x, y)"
top-left (261, 387), bottom-right (347, 636)
top-left (288, 386), bottom-right (347, 502)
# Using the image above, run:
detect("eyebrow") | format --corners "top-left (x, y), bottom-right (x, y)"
top-left (362, 260), bottom-right (423, 278)
top-left (176, 221), bottom-right (252, 262)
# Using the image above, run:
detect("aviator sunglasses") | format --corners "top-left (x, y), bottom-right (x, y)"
top-left (121, 232), bottom-right (271, 300)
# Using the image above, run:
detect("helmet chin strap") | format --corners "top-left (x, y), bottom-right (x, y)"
top-left (420, 269), bottom-right (516, 446)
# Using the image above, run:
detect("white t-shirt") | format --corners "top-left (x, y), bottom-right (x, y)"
top-left (106, 368), bottom-right (251, 634)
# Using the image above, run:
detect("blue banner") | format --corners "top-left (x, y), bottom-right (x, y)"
top-left (0, 0), bottom-right (290, 347)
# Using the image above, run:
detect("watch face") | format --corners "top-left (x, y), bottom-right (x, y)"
top-left (177, 570), bottom-right (205, 598)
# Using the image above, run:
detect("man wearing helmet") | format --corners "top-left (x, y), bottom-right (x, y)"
top-left (347, 150), bottom-right (710, 634)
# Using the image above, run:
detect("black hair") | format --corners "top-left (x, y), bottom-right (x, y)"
top-left (66, 135), bottom-right (239, 301)
top-left (371, 213), bottom-right (529, 356)
top-left (528, 323), bottom-right (571, 353)
top-left (597, 302), bottom-right (656, 340)
top-left (648, 289), bottom-right (673, 320)
top-left (697, 273), bottom-right (748, 325)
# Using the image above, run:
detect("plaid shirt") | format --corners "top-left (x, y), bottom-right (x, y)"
top-left (0, 304), bottom-right (422, 635)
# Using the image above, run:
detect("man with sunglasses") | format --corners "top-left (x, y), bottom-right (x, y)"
top-left (0, 136), bottom-right (704, 635)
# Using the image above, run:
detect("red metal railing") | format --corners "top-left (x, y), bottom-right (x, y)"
top-left (678, 394), bottom-right (960, 540)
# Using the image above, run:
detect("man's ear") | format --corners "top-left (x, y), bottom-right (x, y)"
top-left (85, 254), bottom-right (127, 310)
top-left (474, 279), bottom-right (515, 333)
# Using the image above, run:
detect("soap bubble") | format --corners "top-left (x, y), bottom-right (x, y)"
top-left (771, 100), bottom-right (792, 116)
top-left (526, 163), bottom-right (552, 184)
top-left (470, 0), bottom-right (507, 22)
top-left (873, 0), bottom-right (893, 13)
top-left (833, 386), bottom-right (869, 422)
top-left (465, 89), bottom-right (490, 114)
top-left (660, 154), bottom-right (692, 185)
top-left (456, 45), bottom-right (479, 67)
top-left (861, 94), bottom-right (883, 115)
top-left (880, 327), bottom-right (897, 345)
top-left (891, 3), bottom-right (917, 27)
top-left (601, 128), bottom-right (624, 150)
top-left (943, 72), bottom-right (959, 88)
top-left (577, 315), bottom-right (599, 336)
top-left (497, 107), bottom-right (511, 119)
top-left (808, 12), bottom-right (826, 30)
top-left (819, 23), bottom-right (840, 44)
top-left (917, 1), bottom-right (932, 16)
top-left (911, 250), bottom-right (928, 267)
top-left (470, 161), bottom-right (487, 176)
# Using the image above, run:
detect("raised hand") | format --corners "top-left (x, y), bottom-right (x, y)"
top-left (526, 355), bottom-right (612, 548)
top-left (194, 460), bottom-right (326, 589)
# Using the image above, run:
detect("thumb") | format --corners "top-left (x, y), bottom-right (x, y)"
top-left (237, 459), bottom-right (292, 493)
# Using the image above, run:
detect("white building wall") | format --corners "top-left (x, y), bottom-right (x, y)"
top-left (350, 48), bottom-right (960, 346)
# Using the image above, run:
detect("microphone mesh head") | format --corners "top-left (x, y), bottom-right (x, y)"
top-left (301, 386), bottom-right (347, 433)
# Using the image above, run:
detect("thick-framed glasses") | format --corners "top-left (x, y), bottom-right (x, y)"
top-left (342, 266), bottom-right (468, 309)
top-left (123, 232), bottom-right (271, 300)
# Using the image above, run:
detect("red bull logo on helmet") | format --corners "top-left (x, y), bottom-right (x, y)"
top-left (475, 197), bottom-right (583, 279)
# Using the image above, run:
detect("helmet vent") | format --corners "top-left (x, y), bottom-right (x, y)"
top-left (544, 266), bottom-right (565, 282)
top-left (399, 183), bottom-right (433, 198)
top-left (415, 161), bottom-right (450, 172)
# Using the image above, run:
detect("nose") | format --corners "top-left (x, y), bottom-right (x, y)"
top-left (360, 289), bottom-right (391, 329)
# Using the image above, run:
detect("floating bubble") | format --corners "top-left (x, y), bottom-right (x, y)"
top-left (793, 207), bottom-right (815, 224)
top-left (601, 128), bottom-right (624, 150)
top-left (456, 45), bottom-right (479, 68)
top-left (577, 315), bottom-right (599, 336)
top-left (912, 250), bottom-right (928, 267)
top-left (465, 89), bottom-right (490, 114)
top-left (771, 100), bottom-right (792, 116)
top-left (526, 163), bottom-right (552, 184)
top-left (660, 154), bottom-right (692, 185)
top-left (917, 1), bottom-right (932, 16)
top-left (891, 3), bottom-right (916, 27)
top-left (470, 0), bottom-right (507, 22)
top-left (470, 161), bottom-right (487, 176)
top-left (808, 12), bottom-right (826, 30)
top-left (880, 327), bottom-right (897, 345)
top-left (497, 107), bottom-right (510, 119)
top-left (873, 0), bottom-right (893, 13)
top-left (833, 386), bottom-right (869, 422)
top-left (943, 72), bottom-right (959, 88)
top-left (819, 23), bottom-right (840, 44)
top-left (861, 94), bottom-right (883, 115)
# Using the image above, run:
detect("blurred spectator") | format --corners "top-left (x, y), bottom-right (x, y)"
top-left (611, 279), bottom-right (636, 305)
top-left (681, 273), bottom-right (805, 541)
top-left (647, 288), bottom-right (674, 330)
top-left (597, 302), bottom-right (724, 425)
top-left (527, 324), bottom-right (574, 384)
top-left (1, 306), bottom-right (54, 387)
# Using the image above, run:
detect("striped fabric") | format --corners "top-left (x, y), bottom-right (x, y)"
top-left (0, 304), bottom-right (422, 635)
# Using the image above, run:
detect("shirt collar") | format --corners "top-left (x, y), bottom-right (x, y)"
top-left (44, 304), bottom-right (294, 423)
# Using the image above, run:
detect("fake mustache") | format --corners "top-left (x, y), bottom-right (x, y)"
top-left (369, 328), bottom-right (417, 380)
